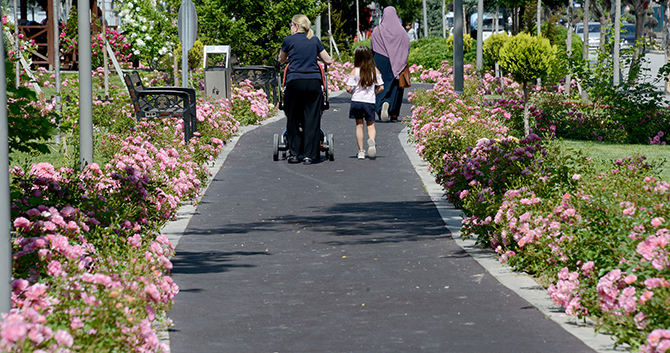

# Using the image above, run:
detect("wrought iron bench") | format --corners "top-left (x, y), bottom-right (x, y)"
top-left (123, 71), bottom-right (197, 143)
top-left (231, 65), bottom-right (278, 106)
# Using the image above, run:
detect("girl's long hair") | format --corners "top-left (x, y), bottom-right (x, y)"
top-left (354, 46), bottom-right (376, 89)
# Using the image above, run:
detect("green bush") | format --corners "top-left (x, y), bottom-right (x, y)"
top-left (482, 32), bottom-right (509, 71)
top-left (408, 34), bottom-right (475, 70)
top-left (408, 36), bottom-right (450, 70)
top-left (542, 21), bottom-right (583, 86)
top-left (499, 32), bottom-right (557, 135)
top-left (174, 39), bottom-right (205, 70)
top-left (351, 39), bottom-right (371, 53)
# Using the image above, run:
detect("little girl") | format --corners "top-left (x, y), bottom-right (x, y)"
top-left (346, 45), bottom-right (384, 160)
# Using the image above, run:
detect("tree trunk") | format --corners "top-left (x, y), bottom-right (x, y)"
top-left (566, 0), bottom-right (573, 95)
top-left (583, 0), bottom-right (590, 61)
top-left (582, 0), bottom-right (590, 102)
top-left (629, 0), bottom-right (648, 84)
top-left (523, 82), bottom-right (530, 136)
top-left (665, 0), bottom-right (670, 94)
top-left (591, 0), bottom-right (609, 52)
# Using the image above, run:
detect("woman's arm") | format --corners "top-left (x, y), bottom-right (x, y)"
top-left (317, 50), bottom-right (334, 65)
top-left (278, 50), bottom-right (288, 64)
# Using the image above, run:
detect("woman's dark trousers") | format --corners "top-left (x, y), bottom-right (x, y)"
top-left (284, 79), bottom-right (324, 160)
top-left (373, 52), bottom-right (404, 117)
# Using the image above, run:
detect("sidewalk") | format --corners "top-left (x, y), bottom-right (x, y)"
top-left (163, 85), bottom-right (625, 353)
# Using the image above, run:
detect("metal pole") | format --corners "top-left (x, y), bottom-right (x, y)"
top-left (537, 0), bottom-right (542, 86)
top-left (79, 0), bottom-right (94, 168)
top-left (495, 6), bottom-right (501, 80)
top-left (13, 0), bottom-right (19, 88)
top-left (356, 0), bottom-right (360, 40)
top-left (614, 0), bottom-right (621, 85)
top-left (423, 0), bottom-right (428, 37)
top-left (0, 3), bottom-right (13, 314)
top-left (182, 45), bottom-right (188, 87)
top-left (476, 0), bottom-right (483, 77)
top-left (316, 15), bottom-right (321, 39)
top-left (53, 0), bottom-right (61, 144)
top-left (454, 0), bottom-right (464, 94)
top-left (102, 0), bottom-right (109, 98)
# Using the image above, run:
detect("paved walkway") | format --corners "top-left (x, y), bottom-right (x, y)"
top-left (164, 84), bottom-right (624, 352)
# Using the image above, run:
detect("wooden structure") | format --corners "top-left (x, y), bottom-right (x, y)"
top-left (16, 0), bottom-right (105, 69)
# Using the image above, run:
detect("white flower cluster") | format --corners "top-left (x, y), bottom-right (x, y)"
top-left (117, 0), bottom-right (174, 65)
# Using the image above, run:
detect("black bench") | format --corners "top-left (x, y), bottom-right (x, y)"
top-left (231, 66), bottom-right (278, 106)
top-left (123, 71), bottom-right (197, 143)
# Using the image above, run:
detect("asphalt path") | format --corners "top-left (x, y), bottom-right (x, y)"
top-left (167, 84), bottom-right (600, 353)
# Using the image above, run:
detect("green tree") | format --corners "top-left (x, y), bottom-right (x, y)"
top-left (378, 0), bottom-right (422, 27)
top-left (498, 32), bottom-right (556, 136)
top-left (196, 0), bottom-right (322, 65)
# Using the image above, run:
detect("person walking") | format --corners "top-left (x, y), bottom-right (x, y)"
top-left (370, 6), bottom-right (410, 123)
top-left (278, 14), bottom-right (334, 165)
top-left (345, 45), bottom-right (384, 160)
top-left (406, 22), bottom-right (418, 42)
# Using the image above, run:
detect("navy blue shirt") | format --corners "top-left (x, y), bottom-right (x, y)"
top-left (281, 33), bottom-right (325, 83)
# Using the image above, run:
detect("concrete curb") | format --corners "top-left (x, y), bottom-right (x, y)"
top-left (397, 126), bottom-right (629, 353)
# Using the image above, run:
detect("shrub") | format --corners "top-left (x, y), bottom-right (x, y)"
top-left (482, 32), bottom-right (509, 71)
top-left (408, 34), bottom-right (476, 70)
top-left (499, 33), bottom-right (557, 135)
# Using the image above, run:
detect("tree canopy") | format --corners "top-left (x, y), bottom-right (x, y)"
top-left (196, 0), bottom-right (322, 65)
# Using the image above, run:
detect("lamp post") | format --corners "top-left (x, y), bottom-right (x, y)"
top-left (79, 0), bottom-right (94, 168)
top-left (454, 0), bottom-right (464, 94)
top-left (0, 2), bottom-right (12, 314)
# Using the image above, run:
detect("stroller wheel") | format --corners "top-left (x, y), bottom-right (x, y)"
top-left (327, 134), bottom-right (334, 161)
top-left (273, 134), bottom-right (279, 161)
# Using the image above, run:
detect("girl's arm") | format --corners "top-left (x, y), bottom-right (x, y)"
top-left (346, 85), bottom-right (354, 94)
top-left (374, 68), bottom-right (384, 94)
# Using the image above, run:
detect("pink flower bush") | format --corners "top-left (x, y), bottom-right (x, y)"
top-left (2, 65), bottom-right (261, 351)
top-left (327, 61), bottom-right (354, 91)
top-left (228, 80), bottom-right (275, 125)
top-left (410, 60), bottom-right (670, 350)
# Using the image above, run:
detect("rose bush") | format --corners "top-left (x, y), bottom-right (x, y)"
top-left (1, 68), bottom-right (276, 351)
top-left (409, 59), bottom-right (670, 351)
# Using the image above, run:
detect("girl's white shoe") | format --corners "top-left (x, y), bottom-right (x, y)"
top-left (357, 150), bottom-right (366, 159)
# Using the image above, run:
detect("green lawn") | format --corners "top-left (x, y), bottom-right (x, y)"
top-left (561, 139), bottom-right (670, 180)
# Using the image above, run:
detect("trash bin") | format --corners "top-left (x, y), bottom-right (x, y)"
top-left (203, 45), bottom-right (232, 100)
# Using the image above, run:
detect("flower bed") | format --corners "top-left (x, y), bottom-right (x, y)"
top-left (2, 70), bottom-right (275, 351)
top-left (409, 63), bottom-right (670, 351)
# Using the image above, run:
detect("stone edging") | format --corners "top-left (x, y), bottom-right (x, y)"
top-left (397, 126), bottom-right (629, 353)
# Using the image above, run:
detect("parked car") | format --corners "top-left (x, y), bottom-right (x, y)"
top-left (618, 23), bottom-right (637, 49)
top-left (575, 22), bottom-right (637, 50)
top-left (574, 22), bottom-right (601, 48)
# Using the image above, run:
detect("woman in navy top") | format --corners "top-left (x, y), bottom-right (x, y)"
top-left (278, 14), bottom-right (333, 165)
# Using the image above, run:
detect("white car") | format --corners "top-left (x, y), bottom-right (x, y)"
top-left (574, 22), bottom-right (601, 48)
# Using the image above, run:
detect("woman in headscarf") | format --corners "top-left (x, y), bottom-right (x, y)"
top-left (279, 14), bottom-right (334, 165)
top-left (370, 6), bottom-right (411, 122)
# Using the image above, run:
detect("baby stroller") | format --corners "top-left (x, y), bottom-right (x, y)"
top-left (272, 61), bottom-right (334, 162)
